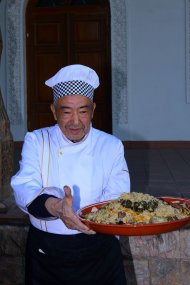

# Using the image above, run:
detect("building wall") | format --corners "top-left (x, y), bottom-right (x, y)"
top-left (0, 0), bottom-right (189, 141)
top-left (124, 0), bottom-right (189, 141)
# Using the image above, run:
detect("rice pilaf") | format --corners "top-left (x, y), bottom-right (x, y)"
top-left (82, 192), bottom-right (190, 225)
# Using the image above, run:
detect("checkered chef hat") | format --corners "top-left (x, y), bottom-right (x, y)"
top-left (45, 64), bottom-right (100, 102)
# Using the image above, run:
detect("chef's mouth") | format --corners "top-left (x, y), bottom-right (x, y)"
top-left (67, 124), bottom-right (84, 132)
top-left (69, 128), bottom-right (82, 133)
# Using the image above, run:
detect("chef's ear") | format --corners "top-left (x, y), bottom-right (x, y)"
top-left (50, 104), bottom-right (57, 121)
top-left (91, 102), bottom-right (96, 119)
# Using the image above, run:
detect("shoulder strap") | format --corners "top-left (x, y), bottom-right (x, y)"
top-left (40, 128), bottom-right (51, 187)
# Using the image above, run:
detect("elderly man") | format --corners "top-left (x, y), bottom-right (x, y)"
top-left (11, 64), bottom-right (130, 285)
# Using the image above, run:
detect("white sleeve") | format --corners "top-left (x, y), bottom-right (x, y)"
top-left (11, 131), bottom-right (64, 213)
top-left (100, 141), bottom-right (130, 201)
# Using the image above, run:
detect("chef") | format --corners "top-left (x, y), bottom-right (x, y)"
top-left (11, 64), bottom-right (130, 285)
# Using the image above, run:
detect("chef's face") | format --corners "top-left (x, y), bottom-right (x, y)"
top-left (50, 95), bottom-right (96, 142)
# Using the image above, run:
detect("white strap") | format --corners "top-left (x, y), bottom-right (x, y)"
top-left (40, 129), bottom-right (51, 187)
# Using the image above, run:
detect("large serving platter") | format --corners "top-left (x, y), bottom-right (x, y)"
top-left (78, 197), bottom-right (190, 236)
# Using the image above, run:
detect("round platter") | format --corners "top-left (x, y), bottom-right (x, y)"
top-left (78, 197), bottom-right (190, 236)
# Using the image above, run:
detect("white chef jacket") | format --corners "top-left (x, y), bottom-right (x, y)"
top-left (11, 124), bottom-right (130, 234)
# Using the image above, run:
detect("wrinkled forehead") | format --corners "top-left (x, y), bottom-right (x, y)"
top-left (54, 94), bottom-right (94, 108)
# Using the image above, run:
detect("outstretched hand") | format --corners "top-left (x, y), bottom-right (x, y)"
top-left (45, 185), bottom-right (95, 235)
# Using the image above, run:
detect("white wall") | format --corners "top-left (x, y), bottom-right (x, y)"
top-left (125, 0), bottom-right (189, 141)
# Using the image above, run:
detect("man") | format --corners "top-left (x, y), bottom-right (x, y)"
top-left (11, 64), bottom-right (130, 285)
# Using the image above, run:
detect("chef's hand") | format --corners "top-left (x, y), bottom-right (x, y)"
top-left (45, 185), bottom-right (96, 235)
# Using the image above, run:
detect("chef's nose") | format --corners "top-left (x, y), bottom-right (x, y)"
top-left (72, 111), bottom-right (80, 125)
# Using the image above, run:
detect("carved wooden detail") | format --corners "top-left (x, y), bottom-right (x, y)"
top-left (0, 30), bottom-right (2, 58)
top-left (0, 27), bottom-right (14, 204)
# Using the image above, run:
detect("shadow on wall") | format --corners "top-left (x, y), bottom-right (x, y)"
top-left (13, 144), bottom-right (22, 174)
top-left (120, 236), bottom-right (138, 285)
top-left (123, 131), bottom-right (150, 193)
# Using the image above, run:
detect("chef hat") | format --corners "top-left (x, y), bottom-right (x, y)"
top-left (45, 64), bottom-right (100, 102)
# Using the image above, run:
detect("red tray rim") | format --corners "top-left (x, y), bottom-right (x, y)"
top-left (78, 196), bottom-right (190, 228)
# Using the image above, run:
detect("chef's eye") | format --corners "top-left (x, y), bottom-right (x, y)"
top-left (79, 108), bottom-right (90, 116)
top-left (61, 109), bottom-right (71, 115)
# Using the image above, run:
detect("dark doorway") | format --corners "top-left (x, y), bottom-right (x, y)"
top-left (26, 0), bottom-right (112, 133)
